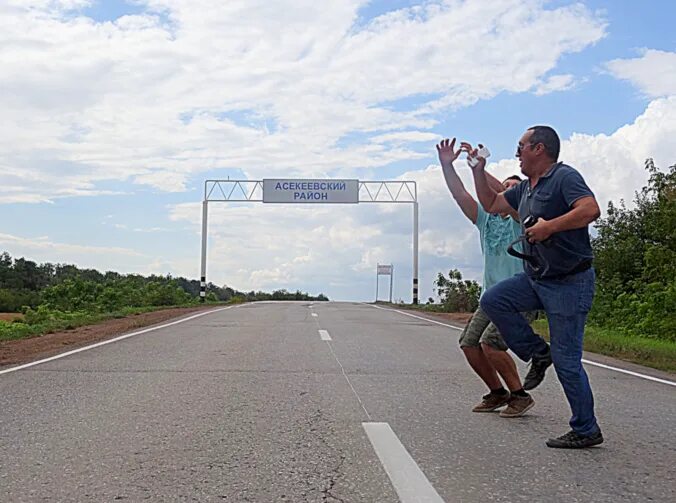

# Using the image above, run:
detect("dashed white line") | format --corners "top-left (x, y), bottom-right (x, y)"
top-left (365, 303), bottom-right (676, 387)
top-left (318, 329), bottom-right (332, 341)
top-left (0, 305), bottom-right (240, 376)
top-left (363, 422), bottom-right (445, 503)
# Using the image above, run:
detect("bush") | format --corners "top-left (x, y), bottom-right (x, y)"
top-left (434, 268), bottom-right (480, 312)
top-left (0, 288), bottom-right (40, 312)
top-left (0, 320), bottom-right (34, 341)
top-left (590, 159), bottom-right (675, 341)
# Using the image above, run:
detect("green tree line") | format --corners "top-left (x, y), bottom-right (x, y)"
top-left (0, 254), bottom-right (328, 313)
top-left (0, 255), bottom-right (328, 340)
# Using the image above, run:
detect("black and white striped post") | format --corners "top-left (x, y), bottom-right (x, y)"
top-left (199, 199), bottom-right (208, 302)
top-left (413, 201), bottom-right (419, 304)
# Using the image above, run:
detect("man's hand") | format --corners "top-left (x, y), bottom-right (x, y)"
top-left (460, 142), bottom-right (487, 171)
top-left (436, 138), bottom-right (462, 167)
top-left (526, 218), bottom-right (554, 243)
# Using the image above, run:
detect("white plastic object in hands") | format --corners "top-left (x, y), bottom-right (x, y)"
top-left (467, 145), bottom-right (491, 168)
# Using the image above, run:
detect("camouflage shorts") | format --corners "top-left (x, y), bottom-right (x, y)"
top-left (459, 307), bottom-right (507, 350)
top-left (459, 308), bottom-right (538, 351)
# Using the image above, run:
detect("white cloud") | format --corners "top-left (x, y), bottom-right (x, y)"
top-left (371, 131), bottom-right (441, 144)
top-left (606, 49), bottom-right (676, 98)
top-left (534, 74), bottom-right (576, 95)
top-left (0, 232), bottom-right (144, 267)
top-left (0, 0), bottom-right (606, 200)
top-left (4, 0), bottom-right (93, 11)
top-left (133, 171), bottom-right (188, 192)
top-left (562, 96), bottom-right (676, 212)
top-left (250, 267), bottom-right (293, 286)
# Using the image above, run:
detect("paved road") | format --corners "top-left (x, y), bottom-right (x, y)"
top-left (1, 302), bottom-right (674, 502)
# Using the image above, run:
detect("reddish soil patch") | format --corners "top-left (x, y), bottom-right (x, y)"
top-left (374, 303), bottom-right (473, 325)
top-left (0, 313), bottom-right (24, 322)
top-left (0, 306), bottom-right (216, 368)
top-left (423, 312), bottom-right (473, 323)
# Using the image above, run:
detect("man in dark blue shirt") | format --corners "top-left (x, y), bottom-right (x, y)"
top-left (470, 125), bottom-right (603, 449)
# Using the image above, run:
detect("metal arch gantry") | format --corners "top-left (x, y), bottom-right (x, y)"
top-left (200, 179), bottom-right (419, 303)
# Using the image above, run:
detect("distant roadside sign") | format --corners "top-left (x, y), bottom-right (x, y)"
top-left (263, 179), bottom-right (359, 203)
top-left (377, 264), bottom-right (393, 275)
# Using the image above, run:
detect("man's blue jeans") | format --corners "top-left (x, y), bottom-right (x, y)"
top-left (480, 269), bottom-right (599, 436)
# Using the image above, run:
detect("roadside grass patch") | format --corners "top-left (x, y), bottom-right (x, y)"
top-left (377, 302), bottom-right (675, 374)
top-left (0, 302), bottom-right (233, 343)
top-left (532, 319), bottom-right (676, 374)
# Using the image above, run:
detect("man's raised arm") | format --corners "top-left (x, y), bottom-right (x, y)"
top-left (470, 155), bottom-right (518, 218)
top-left (437, 138), bottom-right (478, 223)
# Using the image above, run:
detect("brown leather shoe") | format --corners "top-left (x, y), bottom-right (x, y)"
top-left (472, 392), bottom-right (511, 412)
top-left (499, 394), bottom-right (535, 417)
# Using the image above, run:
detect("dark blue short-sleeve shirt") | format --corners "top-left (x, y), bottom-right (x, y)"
top-left (503, 162), bottom-right (595, 278)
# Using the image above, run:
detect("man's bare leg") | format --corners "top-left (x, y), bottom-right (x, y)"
top-left (482, 343), bottom-right (522, 391)
top-left (462, 346), bottom-right (502, 390)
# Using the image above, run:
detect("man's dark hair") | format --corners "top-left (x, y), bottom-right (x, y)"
top-left (505, 175), bottom-right (522, 182)
top-left (528, 125), bottom-right (560, 161)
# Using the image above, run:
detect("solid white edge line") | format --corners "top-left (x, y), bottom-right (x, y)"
top-left (363, 422), bottom-right (445, 503)
top-left (0, 305), bottom-right (240, 376)
top-left (364, 303), bottom-right (676, 388)
top-left (319, 329), bottom-right (332, 341)
top-left (580, 359), bottom-right (676, 387)
top-left (366, 303), bottom-right (462, 330)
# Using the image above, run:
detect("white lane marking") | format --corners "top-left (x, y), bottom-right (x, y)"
top-left (579, 360), bottom-right (676, 387)
top-left (363, 422), bottom-right (445, 503)
top-left (364, 303), bottom-right (676, 388)
top-left (319, 330), bottom-right (332, 341)
top-left (366, 303), bottom-right (462, 330)
top-left (311, 313), bottom-right (318, 317)
top-left (0, 306), bottom-right (240, 376)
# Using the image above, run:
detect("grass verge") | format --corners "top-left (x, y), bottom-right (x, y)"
top-left (377, 302), bottom-right (674, 374)
top-left (0, 302), bottom-right (235, 343)
top-left (532, 319), bottom-right (676, 374)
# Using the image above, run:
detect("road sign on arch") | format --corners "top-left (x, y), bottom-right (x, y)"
top-left (262, 179), bottom-right (359, 203)
top-left (199, 178), bottom-right (419, 303)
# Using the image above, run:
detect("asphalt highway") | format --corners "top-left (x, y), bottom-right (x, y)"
top-left (1, 302), bottom-right (674, 502)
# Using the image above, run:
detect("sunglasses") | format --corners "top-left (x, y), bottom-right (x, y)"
top-left (516, 142), bottom-right (538, 155)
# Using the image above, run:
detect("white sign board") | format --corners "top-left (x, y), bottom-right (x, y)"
top-left (377, 264), bottom-right (393, 275)
top-left (263, 179), bottom-right (359, 204)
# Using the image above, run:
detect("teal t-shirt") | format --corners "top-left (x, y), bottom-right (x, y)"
top-left (475, 205), bottom-right (523, 298)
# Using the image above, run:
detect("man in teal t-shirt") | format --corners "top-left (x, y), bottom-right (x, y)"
top-left (436, 137), bottom-right (535, 418)
top-left (476, 203), bottom-right (523, 296)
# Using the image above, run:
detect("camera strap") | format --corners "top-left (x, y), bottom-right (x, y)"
top-left (507, 235), bottom-right (541, 271)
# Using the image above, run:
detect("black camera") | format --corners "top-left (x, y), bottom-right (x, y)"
top-left (523, 215), bottom-right (537, 228)
top-left (522, 215), bottom-right (552, 246)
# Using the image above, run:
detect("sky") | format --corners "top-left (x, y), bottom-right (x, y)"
top-left (1, 0), bottom-right (675, 303)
